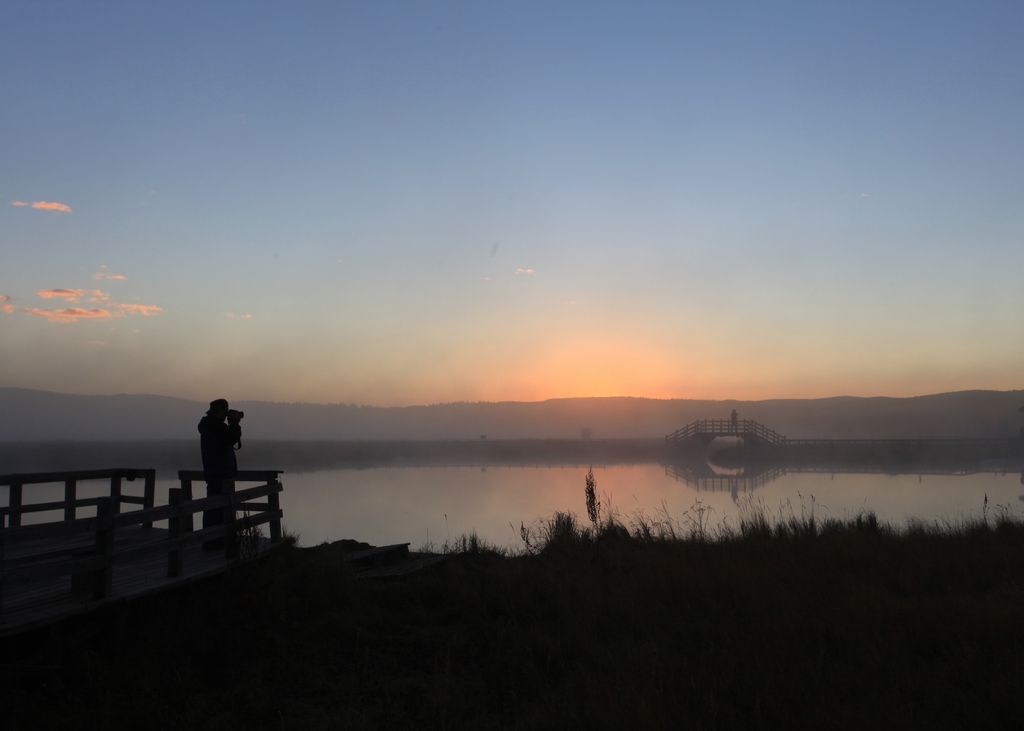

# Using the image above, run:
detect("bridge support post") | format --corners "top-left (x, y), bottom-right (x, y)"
top-left (223, 479), bottom-right (238, 561)
top-left (64, 480), bottom-right (76, 521)
top-left (167, 488), bottom-right (183, 578)
top-left (94, 497), bottom-right (114, 600)
top-left (179, 475), bottom-right (194, 533)
top-left (142, 470), bottom-right (156, 529)
top-left (8, 483), bottom-right (21, 528)
top-left (268, 480), bottom-right (282, 544)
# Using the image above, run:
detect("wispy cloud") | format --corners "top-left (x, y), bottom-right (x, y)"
top-left (30, 201), bottom-right (72, 212)
top-left (10, 201), bottom-right (28, 207)
top-left (0, 295), bottom-right (12, 313)
top-left (93, 271), bottom-right (125, 281)
top-left (118, 303), bottom-right (162, 316)
top-left (860, 193), bottom-right (871, 198)
top-left (515, 268), bottom-right (535, 275)
top-left (0, 295), bottom-right (10, 302)
top-left (224, 312), bottom-right (252, 319)
top-left (25, 307), bottom-right (114, 323)
top-left (0, 305), bottom-right (13, 314)
top-left (22, 288), bottom-right (162, 321)
top-left (37, 288), bottom-right (84, 302)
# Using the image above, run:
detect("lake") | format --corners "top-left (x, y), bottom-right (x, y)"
top-left (219, 463), bottom-right (1024, 549)
top-left (11, 463), bottom-right (1023, 548)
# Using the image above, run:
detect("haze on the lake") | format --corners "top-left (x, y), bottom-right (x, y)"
top-left (2, 2), bottom-right (1022, 409)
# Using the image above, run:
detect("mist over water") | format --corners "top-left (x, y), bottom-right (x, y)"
top-left (5, 461), bottom-right (1021, 549)
top-left (152, 464), bottom-right (1021, 549)
top-left (296, 466), bottom-right (1024, 548)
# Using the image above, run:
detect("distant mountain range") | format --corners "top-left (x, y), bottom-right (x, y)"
top-left (2, 387), bottom-right (1023, 441)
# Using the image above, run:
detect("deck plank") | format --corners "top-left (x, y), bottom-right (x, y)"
top-left (1, 526), bottom-right (272, 637)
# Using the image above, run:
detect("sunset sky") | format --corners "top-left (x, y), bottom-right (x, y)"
top-left (2, 2), bottom-right (1022, 406)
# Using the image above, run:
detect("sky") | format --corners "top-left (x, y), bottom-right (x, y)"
top-left (1, 1), bottom-right (1023, 406)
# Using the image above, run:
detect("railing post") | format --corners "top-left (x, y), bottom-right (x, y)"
top-left (64, 479), bottom-right (77, 521)
top-left (142, 470), bottom-right (156, 529)
top-left (167, 488), bottom-right (183, 577)
top-left (268, 480), bottom-right (282, 544)
top-left (8, 483), bottom-right (21, 528)
top-left (94, 497), bottom-right (114, 600)
top-left (109, 475), bottom-right (122, 514)
top-left (223, 479), bottom-right (237, 560)
top-left (0, 516), bottom-right (5, 623)
top-left (180, 476), bottom-right (194, 533)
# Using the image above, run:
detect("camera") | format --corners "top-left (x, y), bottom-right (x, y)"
top-left (227, 409), bottom-right (244, 421)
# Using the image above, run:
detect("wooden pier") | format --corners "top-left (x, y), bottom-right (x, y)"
top-left (0, 468), bottom-right (284, 637)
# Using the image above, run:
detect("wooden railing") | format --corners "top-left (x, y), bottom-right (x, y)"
top-left (665, 419), bottom-right (788, 446)
top-left (0, 469), bottom-right (284, 623)
top-left (0, 468), bottom-right (156, 527)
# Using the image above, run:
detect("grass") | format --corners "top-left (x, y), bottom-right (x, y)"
top-left (3, 494), bottom-right (1024, 729)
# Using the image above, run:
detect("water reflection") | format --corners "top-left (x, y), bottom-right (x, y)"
top-left (260, 461), bottom-right (1024, 549)
top-left (8, 459), bottom-right (1021, 548)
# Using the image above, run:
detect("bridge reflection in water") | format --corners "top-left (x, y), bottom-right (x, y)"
top-left (664, 418), bottom-right (1024, 503)
top-left (663, 460), bottom-right (1005, 503)
top-left (665, 462), bottom-right (788, 501)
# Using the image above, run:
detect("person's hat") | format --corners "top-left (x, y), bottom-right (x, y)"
top-left (207, 398), bottom-right (229, 414)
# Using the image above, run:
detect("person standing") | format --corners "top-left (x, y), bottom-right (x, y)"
top-left (198, 398), bottom-right (242, 550)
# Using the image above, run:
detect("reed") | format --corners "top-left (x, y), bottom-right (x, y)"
top-left (4, 497), bottom-right (1024, 729)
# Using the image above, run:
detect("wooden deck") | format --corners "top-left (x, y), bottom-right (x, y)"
top-left (1, 525), bottom-right (272, 637)
top-left (1, 468), bottom-right (285, 638)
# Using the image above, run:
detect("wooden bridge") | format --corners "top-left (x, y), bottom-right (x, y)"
top-left (0, 468), bottom-right (283, 637)
top-left (665, 419), bottom-right (787, 448)
top-left (666, 418), bottom-right (1023, 464)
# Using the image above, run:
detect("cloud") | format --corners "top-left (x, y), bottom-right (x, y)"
top-left (0, 295), bottom-right (10, 302)
top-left (860, 193), bottom-right (871, 198)
top-left (224, 312), bottom-right (252, 319)
top-left (37, 288), bottom-right (83, 302)
top-left (25, 307), bottom-right (114, 323)
top-left (10, 201), bottom-right (28, 207)
top-left (21, 284), bottom-right (161, 323)
top-left (93, 271), bottom-right (125, 281)
top-left (30, 201), bottom-right (72, 212)
top-left (515, 268), bottom-right (535, 275)
top-left (0, 304), bottom-right (13, 314)
top-left (118, 303), bottom-right (161, 316)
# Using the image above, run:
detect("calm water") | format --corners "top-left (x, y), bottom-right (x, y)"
top-left (253, 464), bottom-right (1023, 548)
top-left (12, 465), bottom-right (1024, 548)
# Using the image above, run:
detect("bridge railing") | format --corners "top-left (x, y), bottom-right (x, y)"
top-left (0, 469), bottom-right (284, 624)
top-left (0, 468), bottom-right (156, 528)
top-left (665, 419), bottom-right (787, 446)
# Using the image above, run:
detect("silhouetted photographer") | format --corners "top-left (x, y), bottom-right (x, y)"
top-left (198, 398), bottom-right (243, 550)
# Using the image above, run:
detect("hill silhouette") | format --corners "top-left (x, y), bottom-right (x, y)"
top-left (1, 387), bottom-right (1023, 441)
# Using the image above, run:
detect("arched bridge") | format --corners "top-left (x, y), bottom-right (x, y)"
top-left (665, 419), bottom-right (787, 448)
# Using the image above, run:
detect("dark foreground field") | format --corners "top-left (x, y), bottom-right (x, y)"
top-left (4, 506), bottom-right (1024, 730)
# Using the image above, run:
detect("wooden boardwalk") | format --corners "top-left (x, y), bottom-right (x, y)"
top-left (1, 468), bottom-right (284, 638)
top-left (2, 525), bottom-right (272, 637)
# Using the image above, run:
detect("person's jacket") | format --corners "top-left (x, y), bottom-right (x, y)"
top-left (198, 416), bottom-right (241, 478)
